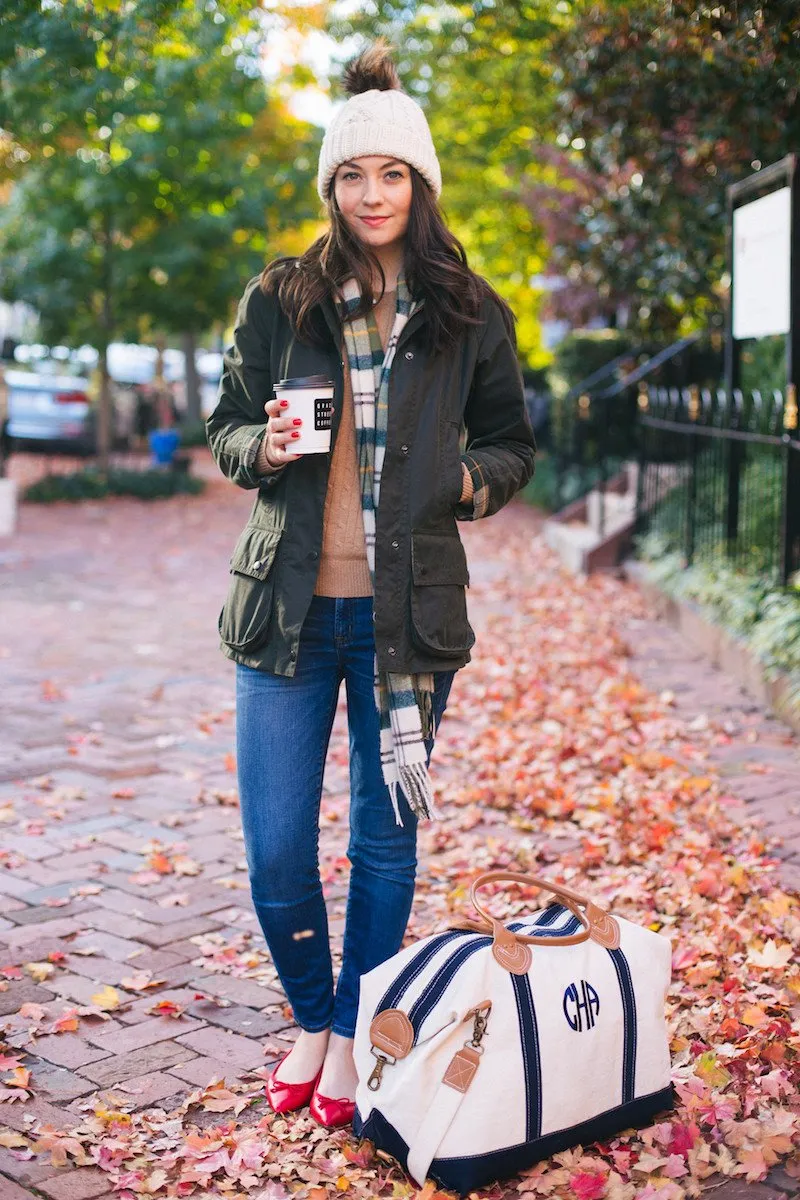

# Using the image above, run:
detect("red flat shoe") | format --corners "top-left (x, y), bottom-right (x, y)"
top-left (265, 1055), bottom-right (322, 1115)
top-left (309, 1086), bottom-right (356, 1129)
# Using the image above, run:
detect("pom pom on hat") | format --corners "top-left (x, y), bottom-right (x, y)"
top-left (317, 40), bottom-right (442, 202)
top-left (342, 39), bottom-right (401, 96)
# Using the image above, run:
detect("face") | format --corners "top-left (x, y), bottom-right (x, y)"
top-left (332, 156), bottom-right (413, 252)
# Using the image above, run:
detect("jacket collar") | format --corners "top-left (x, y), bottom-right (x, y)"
top-left (319, 292), bottom-right (426, 352)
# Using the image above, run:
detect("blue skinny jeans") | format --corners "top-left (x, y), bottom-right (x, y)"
top-left (236, 595), bottom-right (455, 1038)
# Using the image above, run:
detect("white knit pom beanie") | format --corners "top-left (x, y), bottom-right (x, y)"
top-left (317, 42), bottom-right (442, 203)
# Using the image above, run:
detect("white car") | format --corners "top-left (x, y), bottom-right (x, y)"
top-left (5, 369), bottom-right (95, 453)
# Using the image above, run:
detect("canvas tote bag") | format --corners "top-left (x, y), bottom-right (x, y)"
top-left (353, 871), bottom-right (674, 1196)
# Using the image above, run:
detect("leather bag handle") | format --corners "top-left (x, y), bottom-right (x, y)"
top-left (471, 871), bottom-right (590, 947)
top-left (467, 871), bottom-right (620, 973)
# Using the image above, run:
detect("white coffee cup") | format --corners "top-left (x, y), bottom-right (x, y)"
top-left (273, 374), bottom-right (335, 454)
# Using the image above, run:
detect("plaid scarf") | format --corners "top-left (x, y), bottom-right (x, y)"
top-left (340, 276), bottom-right (437, 827)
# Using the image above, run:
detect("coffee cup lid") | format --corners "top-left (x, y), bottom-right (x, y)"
top-left (274, 374), bottom-right (334, 391)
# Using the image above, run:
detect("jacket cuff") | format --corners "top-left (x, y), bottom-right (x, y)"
top-left (255, 435), bottom-right (284, 476)
top-left (459, 460), bottom-right (474, 505)
top-left (455, 454), bottom-right (490, 521)
top-left (215, 429), bottom-right (266, 489)
top-left (253, 432), bottom-right (288, 489)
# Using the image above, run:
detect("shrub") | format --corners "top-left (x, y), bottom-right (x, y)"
top-left (25, 467), bottom-right (205, 503)
top-left (636, 530), bottom-right (800, 715)
top-left (739, 332), bottom-right (787, 393)
top-left (519, 450), bottom-right (559, 512)
top-left (549, 328), bottom-right (640, 401)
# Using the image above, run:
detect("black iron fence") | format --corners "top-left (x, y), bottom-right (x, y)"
top-left (635, 383), bottom-right (800, 584)
top-left (551, 333), bottom-right (724, 511)
top-left (551, 332), bottom-right (722, 526)
top-left (550, 348), bottom-right (641, 511)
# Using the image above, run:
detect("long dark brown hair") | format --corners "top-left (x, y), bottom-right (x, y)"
top-left (259, 45), bottom-right (514, 356)
top-left (261, 171), bottom-right (514, 356)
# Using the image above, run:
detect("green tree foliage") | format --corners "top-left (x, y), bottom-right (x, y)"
top-left (0, 0), bottom-right (321, 450)
top-left (536, 0), bottom-right (800, 338)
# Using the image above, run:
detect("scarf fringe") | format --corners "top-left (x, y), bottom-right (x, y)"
top-left (388, 762), bottom-right (440, 827)
top-left (387, 781), bottom-right (403, 827)
top-left (415, 680), bottom-right (434, 743)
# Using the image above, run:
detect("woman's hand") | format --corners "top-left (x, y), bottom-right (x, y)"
top-left (260, 396), bottom-right (304, 469)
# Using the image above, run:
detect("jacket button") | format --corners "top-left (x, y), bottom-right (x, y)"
top-left (400, 444), bottom-right (409, 454)
top-left (391, 539), bottom-right (399, 549)
top-left (404, 351), bottom-right (414, 360)
top-left (388, 646), bottom-right (396, 655)
top-left (310, 550), bottom-right (319, 560)
top-left (253, 560), bottom-right (262, 570)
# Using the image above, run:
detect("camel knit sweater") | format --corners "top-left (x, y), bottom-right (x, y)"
top-left (313, 290), bottom-right (398, 595)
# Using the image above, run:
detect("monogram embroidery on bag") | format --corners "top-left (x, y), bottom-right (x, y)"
top-left (563, 980), bottom-right (600, 1032)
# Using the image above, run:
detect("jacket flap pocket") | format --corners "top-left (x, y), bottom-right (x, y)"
top-left (230, 526), bottom-right (283, 580)
top-left (411, 532), bottom-right (470, 587)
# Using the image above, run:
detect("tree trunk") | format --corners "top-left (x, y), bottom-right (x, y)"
top-left (153, 336), bottom-right (172, 429)
top-left (182, 330), bottom-right (201, 425)
top-left (97, 342), bottom-right (112, 477)
top-left (97, 199), bottom-right (114, 477)
top-left (0, 363), bottom-right (9, 477)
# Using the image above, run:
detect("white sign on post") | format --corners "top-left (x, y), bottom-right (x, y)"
top-left (732, 186), bottom-right (791, 340)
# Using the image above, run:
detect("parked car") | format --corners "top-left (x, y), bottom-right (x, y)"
top-left (5, 340), bottom-right (225, 453)
top-left (5, 369), bottom-right (96, 454)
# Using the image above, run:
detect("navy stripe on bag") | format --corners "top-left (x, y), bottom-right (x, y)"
top-left (408, 937), bottom-right (492, 1040)
top-left (511, 972), bottom-right (543, 1141)
top-left (534, 903), bottom-right (563, 927)
top-left (509, 914), bottom-right (582, 938)
top-left (608, 947), bottom-right (637, 1103)
top-left (376, 930), bottom-right (471, 1014)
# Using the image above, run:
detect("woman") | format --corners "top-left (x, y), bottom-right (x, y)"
top-left (206, 42), bottom-right (536, 1129)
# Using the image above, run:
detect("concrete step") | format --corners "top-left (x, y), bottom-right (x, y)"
top-left (544, 473), bottom-right (638, 574)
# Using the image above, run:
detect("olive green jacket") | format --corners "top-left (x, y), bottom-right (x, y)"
top-left (206, 271), bottom-right (536, 677)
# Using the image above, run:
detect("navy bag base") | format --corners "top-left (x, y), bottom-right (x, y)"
top-left (354, 1085), bottom-right (676, 1198)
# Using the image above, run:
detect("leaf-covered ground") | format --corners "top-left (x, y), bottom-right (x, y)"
top-left (0, 482), bottom-right (798, 1199)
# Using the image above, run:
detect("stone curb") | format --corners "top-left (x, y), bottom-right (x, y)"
top-left (624, 559), bottom-right (800, 738)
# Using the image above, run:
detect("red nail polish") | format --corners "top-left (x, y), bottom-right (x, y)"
top-left (292, 418), bottom-right (302, 426)
top-left (280, 400), bottom-right (289, 408)
top-left (291, 431), bottom-right (300, 438)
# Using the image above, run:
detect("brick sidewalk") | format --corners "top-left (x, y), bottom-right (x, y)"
top-left (621, 614), bottom-right (800, 896)
top-left (0, 481), bottom-right (797, 1199)
top-left (1, 471), bottom-right (292, 1198)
